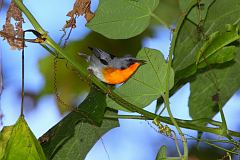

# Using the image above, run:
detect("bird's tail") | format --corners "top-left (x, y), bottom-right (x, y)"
top-left (78, 52), bottom-right (90, 62)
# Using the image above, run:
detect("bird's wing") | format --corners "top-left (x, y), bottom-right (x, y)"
top-left (88, 47), bottom-right (116, 59)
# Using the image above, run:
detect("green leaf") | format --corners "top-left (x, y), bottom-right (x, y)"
top-left (107, 48), bottom-right (174, 111)
top-left (178, 0), bottom-right (193, 12)
top-left (41, 110), bottom-right (119, 160)
top-left (196, 25), bottom-right (240, 65)
top-left (173, 0), bottom-right (240, 80)
top-left (156, 145), bottom-right (167, 160)
top-left (78, 88), bottom-right (106, 125)
top-left (195, 31), bottom-right (220, 64)
top-left (189, 50), bottom-right (240, 120)
top-left (173, 20), bottom-right (201, 72)
top-left (175, 28), bottom-right (239, 80)
top-left (197, 46), bottom-right (237, 68)
top-left (174, 45), bottom-right (238, 86)
top-left (152, 0), bottom-right (180, 26)
top-left (87, 0), bottom-right (159, 39)
top-left (204, 0), bottom-right (240, 33)
top-left (173, 0), bottom-right (216, 72)
top-left (1, 116), bottom-right (46, 160)
top-left (0, 126), bottom-right (13, 160)
top-left (40, 87), bottom-right (111, 158)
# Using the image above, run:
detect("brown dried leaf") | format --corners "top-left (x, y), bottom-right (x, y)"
top-left (64, 0), bottom-right (94, 29)
top-left (67, 0), bottom-right (89, 17)
top-left (1, 1), bottom-right (24, 49)
top-left (84, 9), bottom-right (94, 22)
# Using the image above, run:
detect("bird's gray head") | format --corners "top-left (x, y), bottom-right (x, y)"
top-left (88, 47), bottom-right (144, 69)
top-left (110, 55), bottom-right (142, 69)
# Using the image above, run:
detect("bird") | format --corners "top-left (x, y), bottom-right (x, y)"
top-left (79, 47), bottom-right (145, 84)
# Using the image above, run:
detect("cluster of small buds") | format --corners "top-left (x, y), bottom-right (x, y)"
top-left (153, 117), bottom-right (173, 137)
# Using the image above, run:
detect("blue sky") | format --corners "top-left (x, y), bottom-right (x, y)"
top-left (0, 0), bottom-right (240, 159)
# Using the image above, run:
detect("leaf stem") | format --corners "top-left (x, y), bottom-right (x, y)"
top-left (104, 114), bottom-right (147, 120)
top-left (172, 131), bottom-right (182, 157)
top-left (218, 101), bottom-right (227, 130)
top-left (186, 134), bottom-right (239, 155)
top-left (218, 100), bottom-right (233, 141)
top-left (150, 13), bottom-right (170, 29)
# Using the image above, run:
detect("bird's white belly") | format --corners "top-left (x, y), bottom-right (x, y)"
top-left (87, 66), bottom-right (105, 82)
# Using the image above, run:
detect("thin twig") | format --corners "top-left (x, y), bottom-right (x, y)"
top-left (150, 12), bottom-right (170, 29)
top-left (172, 131), bottom-right (182, 157)
top-left (99, 137), bottom-right (111, 160)
top-left (0, 31), bottom-right (43, 43)
top-left (185, 134), bottom-right (239, 155)
top-left (20, 31), bottom-right (25, 116)
top-left (63, 21), bottom-right (75, 48)
top-left (58, 29), bottom-right (67, 46)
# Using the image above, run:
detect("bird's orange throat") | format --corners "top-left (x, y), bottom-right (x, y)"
top-left (102, 63), bottom-right (141, 84)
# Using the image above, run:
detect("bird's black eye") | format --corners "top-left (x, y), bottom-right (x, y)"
top-left (128, 59), bottom-right (135, 65)
top-left (100, 59), bottom-right (108, 65)
top-left (120, 66), bottom-right (127, 70)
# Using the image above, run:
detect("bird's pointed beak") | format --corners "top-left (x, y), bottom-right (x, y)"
top-left (136, 59), bottom-right (147, 65)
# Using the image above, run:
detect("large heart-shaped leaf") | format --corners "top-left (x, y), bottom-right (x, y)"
top-left (174, 27), bottom-right (239, 82)
top-left (173, 0), bottom-right (216, 72)
top-left (173, 0), bottom-right (240, 121)
top-left (87, 0), bottom-right (159, 39)
top-left (156, 0), bottom-right (240, 113)
top-left (40, 87), bottom-right (117, 160)
top-left (173, 0), bottom-right (240, 79)
top-left (107, 48), bottom-right (174, 111)
top-left (41, 110), bottom-right (119, 160)
top-left (0, 116), bottom-right (46, 160)
top-left (195, 25), bottom-right (240, 65)
top-left (197, 46), bottom-right (237, 69)
top-left (0, 126), bottom-right (13, 160)
top-left (78, 88), bottom-right (106, 125)
top-left (189, 50), bottom-right (240, 120)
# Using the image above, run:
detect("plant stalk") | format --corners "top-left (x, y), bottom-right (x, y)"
top-left (163, 0), bottom-right (200, 159)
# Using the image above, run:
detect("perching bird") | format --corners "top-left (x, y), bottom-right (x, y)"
top-left (79, 47), bottom-right (145, 84)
